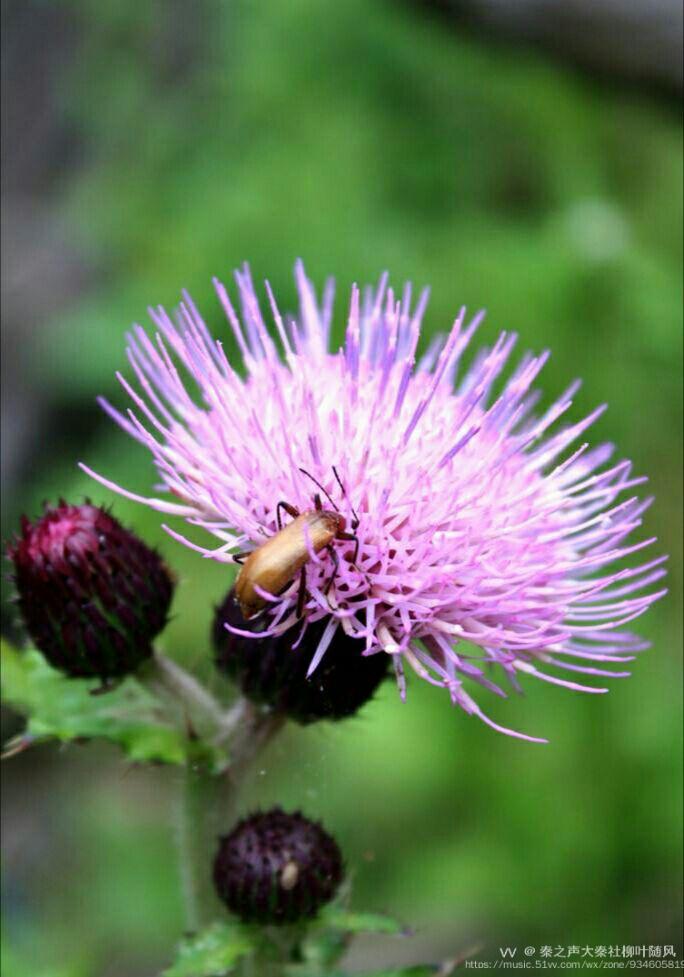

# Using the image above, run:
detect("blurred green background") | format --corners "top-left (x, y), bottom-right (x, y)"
top-left (1, 1), bottom-right (682, 975)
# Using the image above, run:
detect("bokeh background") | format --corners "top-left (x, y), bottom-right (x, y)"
top-left (2, 1), bottom-right (682, 975)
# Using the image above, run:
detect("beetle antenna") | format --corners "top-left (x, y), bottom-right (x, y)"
top-left (298, 468), bottom-right (339, 512)
top-left (332, 466), bottom-right (360, 529)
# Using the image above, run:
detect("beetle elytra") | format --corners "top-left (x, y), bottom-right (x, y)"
top-left (233, 468), bottom-right (359, 619)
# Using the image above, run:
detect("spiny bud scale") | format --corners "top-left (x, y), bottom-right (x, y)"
top-left (213, 807), bottom-right (343, 924)
top-left (8, 502), bottom-right (174, 681)
top-left (213, 589), bottom-right (388, 724)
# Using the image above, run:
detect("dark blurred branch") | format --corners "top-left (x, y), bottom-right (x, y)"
top-left (415, 0), bottom-right (683, 96)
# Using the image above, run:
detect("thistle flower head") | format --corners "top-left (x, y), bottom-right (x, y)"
top-left (84, 262), bottom-right (666, 740)
top-left (8, 502), bottom-right (174, 680)
top-left (213, 807), bottom-right (343, 924)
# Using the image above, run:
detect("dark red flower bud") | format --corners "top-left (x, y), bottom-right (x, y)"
top-left (213, 589), bottom-right (388, 724)
top-left (8, 502), bottom-right (174, 681)
top-left (213, 807), bottom-right (343, 925)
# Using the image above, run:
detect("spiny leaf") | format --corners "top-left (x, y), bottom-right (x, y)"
top-left (162, 921), bottom-right (255, 977)
top-left (1, 641), bottom-right (189, 765)
top-left (297, 925), bottom-right (349, 969)
top-left (294, 906), bottom-right (409, 973)
top-left (316, 908), bottom-right (408, 936)
top-left (355, 968), bottom-right (441, 977)
top-left (287, 967), bottom-right (442, 977)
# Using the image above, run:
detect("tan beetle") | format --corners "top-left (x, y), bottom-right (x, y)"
top-left (233, 468), bottom-right (359, 619)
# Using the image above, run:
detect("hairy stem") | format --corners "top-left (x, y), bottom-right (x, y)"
top-left (223, 700), bottom-right (287, 794)
top-left (176, 760), bottom-right (221, 932)
top-left (239, 949), bottom-right (286, 977)
top-left (175, 695), bottom-right (287, 935)
top-left (139, 650), bottom-right (226, 740)
top-left (140, 654), bottom-right (289, 941)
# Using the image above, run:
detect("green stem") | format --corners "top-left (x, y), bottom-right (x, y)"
top-left (177, 760), bottom-right (221, 932)
top-left (140, 654), bottom-right (290, 950)
top-left (222, 701), bottom-right (287, 797)
top-left (175, 697), bottom-right (287, 935)
top-left (239, 950), bottom-right (282, 977)
top-left (140, 651), bottom-right (226, 741)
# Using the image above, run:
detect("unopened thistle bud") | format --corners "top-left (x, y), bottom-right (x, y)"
top-left (213, 807), bottom-right (343, 925)
top-left (8, 502), bottom-right (174, 681)
top-left (213, 589), bottom-right (388, 723)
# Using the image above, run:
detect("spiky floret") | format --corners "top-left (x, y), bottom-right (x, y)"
top-left (8, 502), bottom-right (174, 680)
top-left (83, 262), bottom-right (666, 740)
top-left (213, 588), bottom-right (388, 723)
top-left (213, 807), bottom-right (343, 924)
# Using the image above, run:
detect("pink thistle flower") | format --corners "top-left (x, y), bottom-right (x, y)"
top-left (82, 261), bottom-right (666, 742)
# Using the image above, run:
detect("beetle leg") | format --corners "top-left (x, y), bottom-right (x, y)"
top-left (231, 550), bottom-right (251, 565)
top-left (337, 531), bottom-right (359, 565)
top-left (313, 493), bottom-right (322, 512)
top-left (276, 501), bottom-right (300, 530)
top-left (296, 565), bottom-right (308, 619)
top-left (332, 465), bottom-right (361, 529)
top-left (324, 543), bottom-right (339, 595)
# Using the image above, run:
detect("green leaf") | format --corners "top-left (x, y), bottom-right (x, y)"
top-left (162, 922), bottom-right (255, 977)
top-left (285, 967), bottom-right (347, 977)
top-left (1, 641), bottom-right (188, 765)
top-left (294, 907), bottom-right (408, 974)
top-left (356, 968), bottom-right (440, 977)
top-left (316, 908), bottom-right (407, 936)
top-left (297, 926), bottom-right (349, 970)
top-left (287, 967), bottom-right (441, 977)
